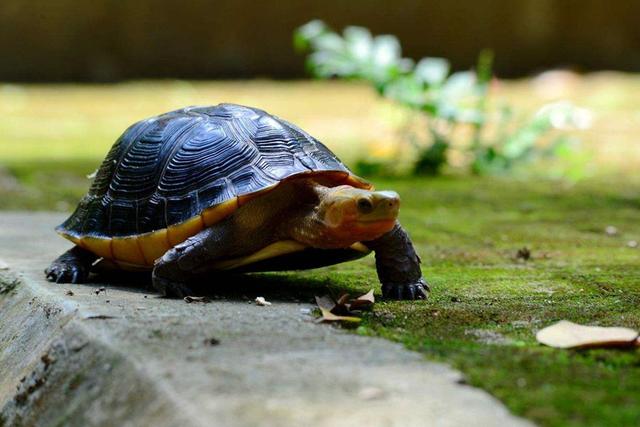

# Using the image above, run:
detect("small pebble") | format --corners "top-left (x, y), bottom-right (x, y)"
top-left (605, 225), bottom-right (618, 236)
top-left (65, 290), bottom-right (74, 296)
top-left (358, 387), bottom-right (385, 401)
top-left (300, 308), bottom-right (312, 315)
top-left (627, 240), bottom-right (638, 248)
top-left (255, 296), bottom-right (271, 306)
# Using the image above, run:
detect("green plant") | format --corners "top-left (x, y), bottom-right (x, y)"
top-left (294, 20), bottom-right (589, 176)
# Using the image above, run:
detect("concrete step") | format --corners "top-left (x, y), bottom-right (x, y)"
top-left (0, 212), bottom-right (532, 427)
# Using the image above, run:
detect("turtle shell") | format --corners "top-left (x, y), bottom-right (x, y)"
top-left (57, 103), bottom-right (371, 267)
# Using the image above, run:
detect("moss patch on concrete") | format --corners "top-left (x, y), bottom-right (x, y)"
top-left (0, 275), bottom-right (19, 296)
top-left (347, 176), bottom-right (640, 427)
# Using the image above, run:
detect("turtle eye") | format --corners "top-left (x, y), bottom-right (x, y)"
top-left (356, 197), bottom-right (374, 214)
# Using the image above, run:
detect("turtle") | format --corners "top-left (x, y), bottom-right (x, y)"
top-left (45, 103), bottom-right (428, 300)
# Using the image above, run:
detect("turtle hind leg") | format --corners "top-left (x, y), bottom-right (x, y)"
top-left (363, 222), bottom-right (430, 300)
top-left (45, 246), bottom-right (98, 284)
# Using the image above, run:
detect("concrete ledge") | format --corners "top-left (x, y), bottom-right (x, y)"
top-left (0, 271), bottom-right (192, 427)
top-left (0, 212), bottom-right (532, 427)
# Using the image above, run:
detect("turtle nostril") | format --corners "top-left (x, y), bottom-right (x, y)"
top-left (357, 198), bottom-right (374, 214)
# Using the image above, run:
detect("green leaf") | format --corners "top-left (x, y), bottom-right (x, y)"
top-left (313, 32), bottom-right (344, 53)
top-left (343, 26), bottom-right (373, 61)
top-left (294, 20), bottom-right (328, 51)
top-left (294, 21), bottom-right (581, 178)
top-left (440, 71), bottom-right (477, 101)
top-left (383, 76), bottom-right (426, 109)
top-left (371, 35), bottom-right (401, 68)
top-left (415, 57), bottom-right (450, 86)
top-left (475, 49), bottom-right (494, 85)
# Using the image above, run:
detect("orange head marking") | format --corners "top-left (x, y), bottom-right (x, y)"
top-left (318, 185), bottom-right (399, 247)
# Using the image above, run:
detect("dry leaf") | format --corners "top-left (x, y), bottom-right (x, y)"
top-left (336, 293), bottom-right (351, 306)
top-left (314, 296), bottom-right (361, 323)
top-left (349, 289), bottom-right (375, 311)
top-left (536, 320), bottom-right (639, 349)
top-left (314, 290), bottom-right (376, 323)
top-left (315, 295), bottom-right (336, 311)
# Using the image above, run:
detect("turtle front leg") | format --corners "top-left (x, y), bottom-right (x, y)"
top-left (152, 225), bottom-right (232, 298)
top-left (45, 246), bottom-right (97, 284)
top-left (363, 222), bottom-right (429, 300)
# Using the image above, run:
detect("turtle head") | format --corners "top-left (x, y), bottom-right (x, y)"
top-left (316, 185), bottom-right (400, 245)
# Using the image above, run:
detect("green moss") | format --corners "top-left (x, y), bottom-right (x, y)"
top-left (353, 175), bottom-right (640, 427)
top-left (2, 154), bottom-right (639, 426)
top-left (0, 275), bottom-right (19, 296)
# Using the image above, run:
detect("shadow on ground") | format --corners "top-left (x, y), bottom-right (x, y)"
top-left (87, 269), bottom-right (347, 303)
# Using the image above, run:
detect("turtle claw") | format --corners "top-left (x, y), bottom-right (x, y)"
top-left (45, 262), bottom-right (88, 284)
top-left (382, 278), bottom-right (430, 300)
top-left (45, 247), bottom-right (95, 285)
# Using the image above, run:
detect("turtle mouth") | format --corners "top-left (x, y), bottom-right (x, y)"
top-left (349, 218), bottom-right (397, 237)
top-left (356, 217), bottom-right (396, 224)
top-left (321, 218), bottom-right (396, 247)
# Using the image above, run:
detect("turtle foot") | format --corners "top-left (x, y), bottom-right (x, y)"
top-left (45, 247), bottom-right (95, 284)
top-left (45, 260), bottom-right (90, 284)
top-left (382, 278), bottom-right (430, 300)
top-left (152, 271), bottom-right (194, 298)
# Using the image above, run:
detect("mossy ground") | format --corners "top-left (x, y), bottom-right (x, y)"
top-left (360, 176), bottom-right (640, 427)
top-left (1, 80), bottom-right (639, 426)
top-left (288, 175), bottom-right (640, 427)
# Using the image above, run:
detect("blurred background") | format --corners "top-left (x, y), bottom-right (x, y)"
top-left (2, 0), bottom-right (640, 81)
top-left (0, 0), bottom-right (639, 209)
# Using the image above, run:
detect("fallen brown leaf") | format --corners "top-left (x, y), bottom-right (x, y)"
top-left (336, 293), bottom-right (351, 306)
top-left (314, 290), bottom-right (376, 323)
top-left (536, 320), bottom-right (639, 349)
top-left (349, 289), bottom-right (375, 311)
top-left (315, 295), bottom-right (336, 311)
top-left (314, 295), bottom-right (361, 323)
